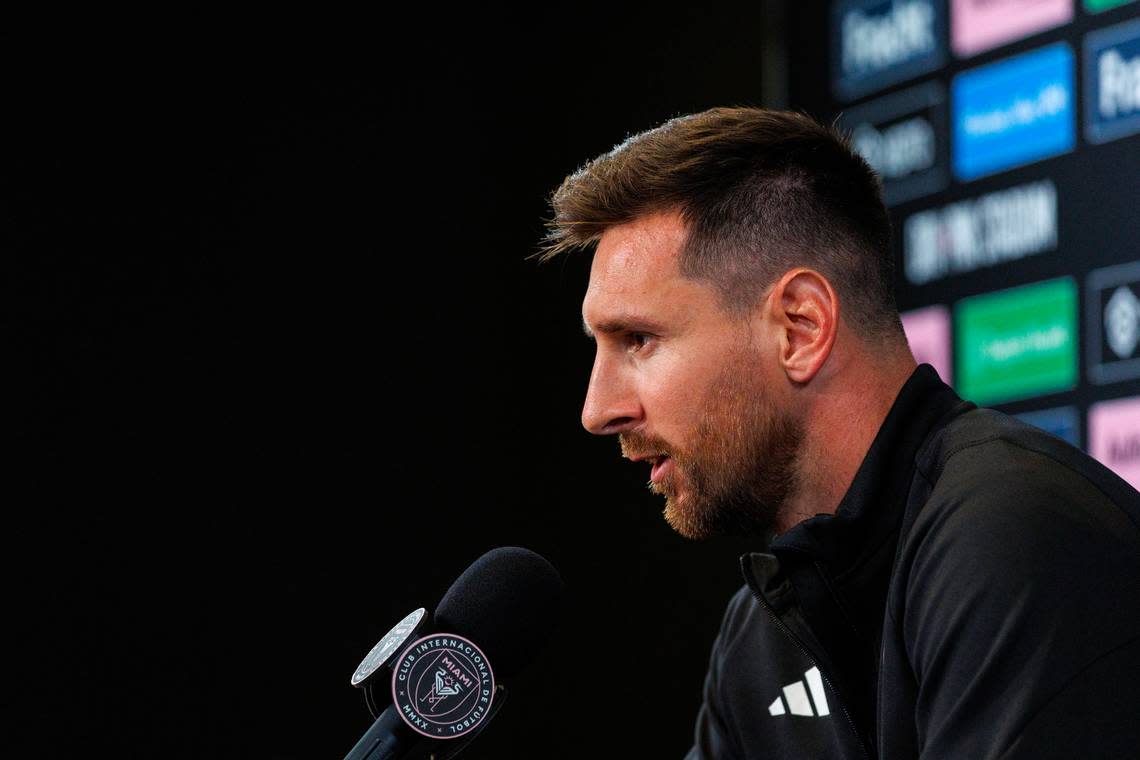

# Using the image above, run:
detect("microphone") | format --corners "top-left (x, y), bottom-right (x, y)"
top-left (343, 547), bottom-right (563, 760)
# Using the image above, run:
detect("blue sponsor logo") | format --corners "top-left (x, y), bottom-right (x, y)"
top-left (832, 0), bottom-right (946, 102)
top-left (1016, 406), bottom-right (1081, 448)
top-left (1085, 18), bottom-right (1140, 145)
top-left (952, 43), bottom-right (1076, 181)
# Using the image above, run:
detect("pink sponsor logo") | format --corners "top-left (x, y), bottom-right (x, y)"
top-left (952, 0), bottom-right (1073, 58)
top-left (901, 305), bottom-right (952, 384)
top-left (1088, 396), bottom-right (1140, 489)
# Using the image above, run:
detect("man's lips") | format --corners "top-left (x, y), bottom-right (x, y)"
top-left (625, 450), bottom-right (674, 484)
top-left (629, 454), bottom-right (672, 484)
top-left (650, 455), bottom-right (672, 484)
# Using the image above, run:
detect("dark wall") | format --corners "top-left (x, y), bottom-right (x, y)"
top-left (8, 12), bottom-right (779, 758)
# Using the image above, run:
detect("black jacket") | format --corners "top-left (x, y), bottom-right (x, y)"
top-left (686, 365), bottom-right (1140, 759)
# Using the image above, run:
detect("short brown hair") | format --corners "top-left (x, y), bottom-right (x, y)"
top-left (538, 107), bottom-right (904, 343)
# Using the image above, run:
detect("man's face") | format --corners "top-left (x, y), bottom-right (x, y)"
top-left (580, 211), bottom-right (804, 539)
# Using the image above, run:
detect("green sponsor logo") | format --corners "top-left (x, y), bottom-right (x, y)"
top-left (1085, 0), bottom-right (1138, 12)
top-left (955, 278), bottom-right (1078, 405)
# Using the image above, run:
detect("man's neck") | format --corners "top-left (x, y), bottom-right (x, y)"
top-left (774, 353), bottom-right (917, 534)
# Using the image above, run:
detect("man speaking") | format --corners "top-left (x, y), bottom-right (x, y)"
top-left (538, 108), bottom-right (1140, 758)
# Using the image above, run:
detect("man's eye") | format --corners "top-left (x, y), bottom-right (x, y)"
top-left (627, 333), bottom-right (652, 351)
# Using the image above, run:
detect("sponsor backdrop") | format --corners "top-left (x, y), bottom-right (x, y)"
top-left (791, 0), bottom-right (1140, 485)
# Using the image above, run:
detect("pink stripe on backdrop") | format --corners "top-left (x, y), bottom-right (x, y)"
top-left (901, 305), bottom-right (952, 385)
top-left (952, 0), bottom-right (1074, 58)
top-left (1088, 396), bottom-right (1140, 489)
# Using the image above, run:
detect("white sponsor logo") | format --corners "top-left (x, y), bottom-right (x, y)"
top-left (842, 0), bottom-right (936, 77)
top-left (904, 180), bottom-right (1057, 285)
top-left (981, 326), bottom-right (1070, 362)
top-left (1105, 286), bottom-right (1140, 359)
top-left (852, 116), bottom-right (935, 179)
top-left (962, 83), bottom-right (1069, 137)
top-left (1099, 48), bottom-right (1140, 119)
top-left (1088, 262), bottom-right (1140, 385)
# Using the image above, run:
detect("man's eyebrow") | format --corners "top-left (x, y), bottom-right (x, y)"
top-left (581, 315), bottom-right (667, 339)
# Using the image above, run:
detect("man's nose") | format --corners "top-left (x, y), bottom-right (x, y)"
top-left (581, 354), bottom-right (642, 435)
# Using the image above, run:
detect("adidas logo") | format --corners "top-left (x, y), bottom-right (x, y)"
top-left (768, 666), bottom-right (831, 717)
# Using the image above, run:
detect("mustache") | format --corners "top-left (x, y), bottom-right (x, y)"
top-left (619, 432), bottom-right (675, 460)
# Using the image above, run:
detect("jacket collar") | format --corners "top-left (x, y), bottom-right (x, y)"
top-left (739, 364), bottom-right (973, 745)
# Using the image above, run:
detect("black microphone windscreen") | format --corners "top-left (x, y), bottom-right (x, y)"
top-left (433, 546), bottom-right (563, 679)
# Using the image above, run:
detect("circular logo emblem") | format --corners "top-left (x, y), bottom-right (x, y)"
top-left (390, 633), bottom-right (495, 740)
top-left (1106, 285), bottom-right (1140, 360)
top-left (351, 608), bottom-right (427, 687)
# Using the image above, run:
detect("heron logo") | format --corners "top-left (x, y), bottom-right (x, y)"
top-left (391, 634), bottom-right (495, 739)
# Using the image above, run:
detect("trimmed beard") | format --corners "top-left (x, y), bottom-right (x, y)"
top-left (621, 347), bottom-right (804, 539)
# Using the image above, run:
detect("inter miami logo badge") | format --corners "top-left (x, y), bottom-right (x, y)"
top-left (391, 633), bottom-right (495, 739)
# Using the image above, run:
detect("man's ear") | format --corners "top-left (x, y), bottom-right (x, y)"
top-left (766, 268), bottom-right (839, 383)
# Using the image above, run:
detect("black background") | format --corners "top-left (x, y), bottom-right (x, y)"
top-left (6, 12), bottom-right (782, 758)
